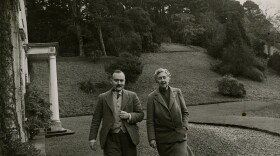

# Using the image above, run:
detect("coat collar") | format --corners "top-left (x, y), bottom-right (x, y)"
top-left (104, 89), bottom-right (129, 112)
top-left (154, 86), bottom-right (176, 110)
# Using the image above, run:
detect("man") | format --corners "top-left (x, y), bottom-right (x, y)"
top-left (89, 70), bottom-right (144, 156)
top-left (146, 68), bottom-right (194, 156)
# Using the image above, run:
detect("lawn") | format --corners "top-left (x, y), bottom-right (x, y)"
top-left (31, 45), bottom-right (280, 117)
top-left (37, 44), bottom-right (280, 156)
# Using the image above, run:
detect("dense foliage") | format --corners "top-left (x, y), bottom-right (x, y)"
top-left (1, 139), bottom-right (40, 156)
top-left (26, 0), bottom-right (280, 80)
top-left (0, 0), bottom-right (40, 155)
top-left (1, 0), bottom-right (21, 155)
top-left (88, 50), bottom-right (102, 63)
top-left (218, 75), bottom-right (246, 97)
top-left (24, 85), bottom-right (52, 140)
top-left (104, 53), bottom-right (144, 84)
top-left (268, 53), bottom-right (280, 75)
top-left (199, 0), bottom-right (276, 81)
top-left (0, 1), bottom-right (16, 144)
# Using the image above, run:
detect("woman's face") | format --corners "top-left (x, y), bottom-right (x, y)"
top-left (156, 72), bottom-right (170, 88)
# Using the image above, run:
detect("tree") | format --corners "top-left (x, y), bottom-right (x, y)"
top-left (199, 11), bottom-right (226, 58)
top-left (171, 13), bottom-right (205, 44)
top-left (126, 7), bottom-right (154, 51)
top-left (243, 0), bottom-right (261, 15)
top-left (69, 0), bottom-right (85, 56)
top-left (266, 11), bottom-right (280, 52)
top-left (26, 0), bottom-right (50, 42)
top-left (126, 7), bottom-right (154, 35)
top-left (187, 0), bottom-right (208, 16)
top-left (85, 0), bottom-right (110, 56)
top-left (27, 0), bottom-right (80, 56)
top-left (243, 0), bottom-right (274, 55)
top-left (272, 14), bottom-right (280, 32)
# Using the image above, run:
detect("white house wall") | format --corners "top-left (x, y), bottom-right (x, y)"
top-left (10, 0), bottom-right (29, 142)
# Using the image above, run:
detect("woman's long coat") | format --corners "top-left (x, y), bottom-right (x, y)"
top-left (146, 87), bottom-right (189, 144)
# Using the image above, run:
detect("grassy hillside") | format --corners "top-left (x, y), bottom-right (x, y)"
top-left (31, 51), bottom-right (280, 117)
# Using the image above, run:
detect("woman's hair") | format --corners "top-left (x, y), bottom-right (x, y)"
top-left (153, 68), bottom-right (171, 81)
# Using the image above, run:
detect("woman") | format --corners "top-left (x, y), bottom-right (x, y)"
top-left (146, 68), bottom-right (194, 156)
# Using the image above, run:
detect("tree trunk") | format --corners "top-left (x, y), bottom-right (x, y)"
top-left (70, 0), bottom-right (84, 56)
top-left (76, 24), bottom-right (84, 56)
top-left (98, 25), bottom-right (107, 56)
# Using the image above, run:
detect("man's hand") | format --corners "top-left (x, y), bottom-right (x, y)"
top-left (149, 140), bottom-right (157, 148)
top-left (89, 140), bottom-right (97, 151)
top-left (120, 111), bottom-right (130, 120)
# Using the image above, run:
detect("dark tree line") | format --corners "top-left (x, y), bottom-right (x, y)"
top-left (26, 0), bottom-right (280, 81)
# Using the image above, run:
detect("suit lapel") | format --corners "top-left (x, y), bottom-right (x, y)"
top-left (154, 89), bottom-right (169, 110)
top-left (121, 89), bottom-right (129, 110)
top-left (104, 90), bottom-right (114, 113)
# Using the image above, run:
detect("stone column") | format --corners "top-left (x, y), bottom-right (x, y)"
top-left (49, 54), bottom-right (62, 131)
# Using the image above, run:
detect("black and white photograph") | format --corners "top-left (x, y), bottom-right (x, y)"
top-left (0, 0), bottom-right (280, 155)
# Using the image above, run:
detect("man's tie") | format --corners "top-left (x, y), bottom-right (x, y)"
top-left (117, 93), bottom-right (121, 99)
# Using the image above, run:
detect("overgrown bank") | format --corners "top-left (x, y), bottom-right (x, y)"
top-left (32, 51), bottom-right (280, 117)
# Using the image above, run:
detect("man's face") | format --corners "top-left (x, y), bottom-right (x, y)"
top-left (156, 72), bottom-right (170, 88)
top-left (111, 72), bottom-right (125, 92)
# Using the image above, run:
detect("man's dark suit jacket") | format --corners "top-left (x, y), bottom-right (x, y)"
top-left (89, 89), bottom-right (144, 149)
top-left (147, 87), bottom-right (189, 143)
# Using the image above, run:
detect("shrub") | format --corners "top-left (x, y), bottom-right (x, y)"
top-left (252, 57), bottom-right (267, 72)
top-left (150, 43), bottom-right (160, 53)
top-left (162, 37), bottom-right (172, 43)
top-left (243, 67), bottom-right (265, 82)
top-left (118, 52), bottom-right (134, 58)
top-left (78, 80), bottom-right (95, 94)
top-left (222, 42), bottom-right (255, 70)
top-left (220, 42), bottom-right (267, 78)
top-left (206, 39), bottom-right (225, 58)
top-left (104, 53), bottom-right (144, 84)
top-left (24, 85), bottom-right (52, 140)
top-left (210, 42), bottom-right (267, 82)
top-left (210, 59), bottom-right (223, 72)
top-left (130, 51), bottom-right (142, 57)
top-left (218, 75), bottom-right (246, 97)
top-left (268, 53), bottom-right (280, 74)
top-left (217, 63), bottom-right (249, 76)
top-left (89, 50), bottom-right (102, 63)
top-left (141, 33), bottom-right (153, 52)
top-left (200, 11), bottom-right (226, 58)
top-left (83, 43), bottom-right (101, 57)
top-left (252, 39), bottom-right (266, 58)
top-left (151, 27), bottom-right (163, 45)
top-left (2, 139), bottom-right (40, 156)
top-left (95, 81), bottom-right (111, 90)
top-left (107, 31), bottom-right (142, 56)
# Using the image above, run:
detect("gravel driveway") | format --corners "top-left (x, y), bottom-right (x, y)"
top-left (46, 117), bottom-right (280, 156)
top-left (187, 124), bottom-right (280, 156)
top-left (138, 123), bottom-right (280, 156)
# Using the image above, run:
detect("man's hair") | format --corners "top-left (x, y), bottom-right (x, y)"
top-left (153, 68), bottom-right (171, 81)
top-left (111, 69), bottom-right (125, 78)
